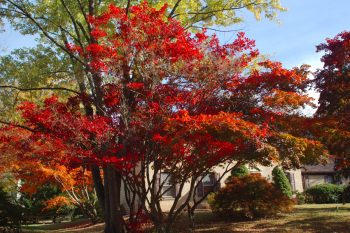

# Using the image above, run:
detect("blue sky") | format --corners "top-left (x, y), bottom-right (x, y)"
top-left (218, 0), bottom-right (350, 70)
top-left (0, 0), bottom-right (349, 71)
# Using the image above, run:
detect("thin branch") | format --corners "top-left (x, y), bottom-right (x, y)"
top-left (76, 0), bottom-right (91, 34)
top-left (191, 161), bottom-right (240, 211)
top-left (0, 120), bottom-right (36, 132)
top-left (190, 25), bottom-right (241, 33)
top-left (168, 0), bottom-right (182, 18)
top-left (5, 0), bottom-right (86, 66)
top-left (0, 7), bottom-right (27, 16)
top-left (125, 0), bottom-right (131, 16)
top-left (0, 85), bottom-right (81, 95)
top-left (173, 2), bottom-right (264, 17)
top-left (33, 14), bottom-right (81, 44)
top-left (59, 0), bottom-right (84, 48)
top-left (76, 21), bottom-right (90, 42)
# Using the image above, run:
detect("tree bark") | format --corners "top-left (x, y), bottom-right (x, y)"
top-left (91, 164), bottom-right (105, 215)
top-left (104, 165), bottom-right (124, 233)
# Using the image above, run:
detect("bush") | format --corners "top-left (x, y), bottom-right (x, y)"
top-left (294, 191), bottom-right (306, 204)
top-left (208, 174), bottom-right (294, 219)
top-left (19, 184), bottom-right (62, 223)
top-left (44, 195), bottom-right (76, 222)
top-left (0, 187), bottom-right (22, 231)
top-left (305, 184), bottom-right (344, 204)
top-left (342, 185), bottom-right (350, 203)
top-left (272, 166), bottom-right (292, 198)
top-left (231, 165), bottom-right (249, 178)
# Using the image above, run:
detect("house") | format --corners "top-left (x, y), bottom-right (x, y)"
top-left (302, 160), bottom-right (350, 189)
top-left (121, 160), bottom-right (348, 212)
top-left (156, 164), bottom-right (304, 212)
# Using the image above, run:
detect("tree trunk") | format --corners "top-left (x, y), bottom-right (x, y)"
top-left (187, 204), bottom-right (195, 229)
top-left (104, 165), bottom-right (124, 233)
top-left (91, 164), bottom-right (105, 215)
top-left (154, 220), bottom-right (174, 233)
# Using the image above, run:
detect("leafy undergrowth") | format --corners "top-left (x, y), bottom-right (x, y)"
top-left (22, 204), bottom-right (350, 233)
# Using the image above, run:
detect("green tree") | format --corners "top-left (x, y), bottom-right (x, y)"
top-left (0, 187), bottom-right (22, 230)
top-left (18, 184), bottom-right (62, 223)
top-left (272, 166), bottom-right (292, 198)
top-left (0, 45), bottom-right (72, 119)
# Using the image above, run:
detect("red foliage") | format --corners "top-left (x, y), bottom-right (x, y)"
top-left (1, 2), bottom-right (326, 180)
top-left (0, 3), bottom-right (328, 231)
top-left (208, 174), bottom-right (295, 219)
top-left (313, 31), bottom-right (350, 169)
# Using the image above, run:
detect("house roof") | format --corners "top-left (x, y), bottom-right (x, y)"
top-left (301, 161), bottom-right (335, 174)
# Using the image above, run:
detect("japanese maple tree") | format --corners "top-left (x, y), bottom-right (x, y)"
top-left (0, 3), bottom-right (328, 233)
top-left (0, 127), bottom-right (100, 222)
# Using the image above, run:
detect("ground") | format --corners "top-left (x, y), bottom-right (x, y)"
top-left (22, 204), bottom-right (350, 233)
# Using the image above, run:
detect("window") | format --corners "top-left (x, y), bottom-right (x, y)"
top-left (197, 173), bottom-right (217, 197)
top-left (160, 173), bottom-right (176, 198)
top-left (324, 175), bottom-right (333, 184)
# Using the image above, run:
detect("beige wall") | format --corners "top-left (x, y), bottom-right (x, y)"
top-left (248, 165), bottom-right (304, 193)
top-left (303, 174), bottom-right (326, 189)
top-left (121, 162), bottom-right (340, 212)
top-left (158, 164), bottom-right (305, 211)
top-left (158, 164), bottom-right (233, 212)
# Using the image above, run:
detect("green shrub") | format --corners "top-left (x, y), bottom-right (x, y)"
top-left (208, 174), bottom-right (294, 219)
top-left (231, 165), bottom-right (249, 178)
top-left (0, 187), bottom-right (22, 231)
top-left (294, 191), bottom-right (306, 204)
top-left (342, 185), bottom-right (350, 203)
top-left (305, 184), bottom-right (344, 204)
top-left (272, 166), bottom-right (292, 198)
top-left (19, 184), bottom-right (62, 223)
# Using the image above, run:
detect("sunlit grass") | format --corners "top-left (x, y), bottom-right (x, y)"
top-left (22, 204), bottom-right (350, 233)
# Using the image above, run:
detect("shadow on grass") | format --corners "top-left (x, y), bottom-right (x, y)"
top-left (284, 216), bottom-right (350, 233)
top-left (176, 206), bottom-right (350, 233)
top-left (293, 206), bottom-right (350, 214)
top-left (21, 219), bottom-right (101, 233)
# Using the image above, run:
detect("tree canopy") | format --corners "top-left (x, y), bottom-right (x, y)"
top-left (313, 31), bottom-right (350, 169)
top-left (0, 3), bottom-right (328, 232)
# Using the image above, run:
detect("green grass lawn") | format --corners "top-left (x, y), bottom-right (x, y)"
top-left (22, 204), bottom-right (350, 233)
top-left (176, 204), bottom-right (350, 233)
top-left (22, 219), bottom-right (104, 233)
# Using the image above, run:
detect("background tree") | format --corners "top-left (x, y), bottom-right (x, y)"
top-left (272, 166), bottom-right (292, 198)
top-left (0, 186), bottom-right (22, 231)
top-left (0, 127), bottom-right (100, 223)
top-left (0, 45), bottom-right (73, 119)
top-left (313, 31), bottom-right (350, 169)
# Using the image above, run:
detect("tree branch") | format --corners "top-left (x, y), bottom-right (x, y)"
top-left (0, 119), bottom-right (36, 132)
top-left (168, 0), bottom-right (182, 18)
top-left (125, 0), bottom-right (131, 16)
top-left (0, 85), bottom-right (81, 95)
top-left (5, 0), bottom-right (86, 66)
top-left (190, 25), bottom-right (241, 33)
top-left (174, 2), bottom-right (265, 17)
top-left (59, 0), bottom-right (84, 48)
